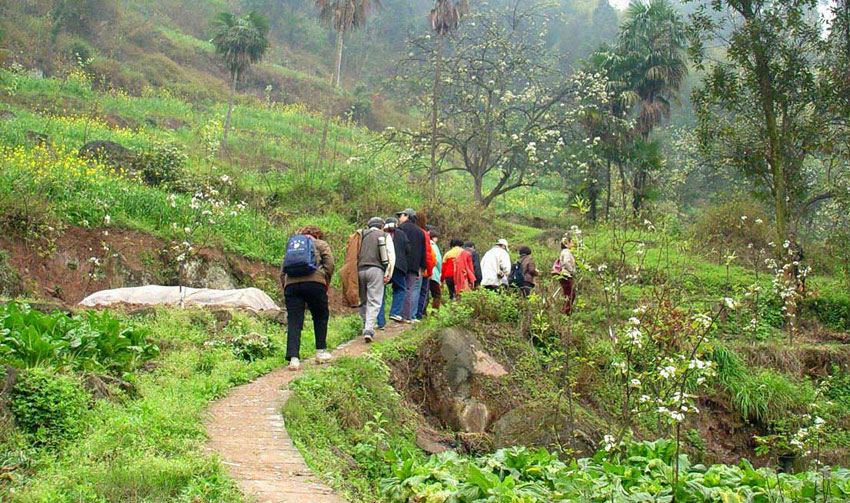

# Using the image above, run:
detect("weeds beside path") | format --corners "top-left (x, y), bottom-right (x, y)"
top-left (205, 321), bottom-right (411, 503)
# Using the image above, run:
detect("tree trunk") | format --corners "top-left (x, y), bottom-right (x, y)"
top-left (317, 110), bottom-right (331, 169)
top-left (430, 35), bottom-right (444, 201)
top-left (605, 158), bottom-right (612, 220)
top-left (222, 68), bottom-right (238, 154)
top-left (473, 174), bottom-right (484, 206)
top-left (333, 25), bottom-right (344, 88)
top-left (632, 167), bottom-right (645, 216)
top-left (751, 27), bottom-right (787, 241)
top-left (588, 167), bottom-right (599, 222)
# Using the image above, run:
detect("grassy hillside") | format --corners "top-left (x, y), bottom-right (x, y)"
top-left (1, 4), bottom-right (849, 502)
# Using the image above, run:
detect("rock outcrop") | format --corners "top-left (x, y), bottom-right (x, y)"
top-left (422, 328), bottom-right (509, 434)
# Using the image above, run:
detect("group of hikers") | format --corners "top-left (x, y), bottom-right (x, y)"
top-left (279, 208), bottom-right (577, 371)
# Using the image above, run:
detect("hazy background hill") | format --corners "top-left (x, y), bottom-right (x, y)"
top-left (0, 0), bottom-right (624, 127)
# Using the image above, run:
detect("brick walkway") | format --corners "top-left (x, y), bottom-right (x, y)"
top-left (206, 322), bottom-right (409, 503)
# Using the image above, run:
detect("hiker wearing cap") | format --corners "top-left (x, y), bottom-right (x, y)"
top-left (414, 215), bottom-right (436, 320)
top-left (355, 217), bottom-right (394, 342)
top-left (441, 238), bottom-right (476, 298)
top-left (281, 225), bottom-right (334, 371)
top-left (397, 208), bottom-right (427, 323)
top-left (464, 242), bottom-right (482, 288)
top-left (553, 233), bottom-right (577, 315)
top-left (378, 217), bottom-right (408, 329)
top-left (480, 239), bottom-right (511, 290)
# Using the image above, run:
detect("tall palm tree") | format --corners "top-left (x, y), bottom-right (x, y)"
top-left (212, 11), bottom-right (270, 153)
top-left (616, 0), bottom-right (687, 212)
top-left (316, 0), bottom-right (379, 88)
top-left (428, 0), bottom-right (468, 199)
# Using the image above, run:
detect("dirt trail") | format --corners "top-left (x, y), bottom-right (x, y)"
top-left (206, 322), bottom-right (411, 503)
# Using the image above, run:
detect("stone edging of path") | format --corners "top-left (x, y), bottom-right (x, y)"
top-left (205, 323), bottom-right (410, 503)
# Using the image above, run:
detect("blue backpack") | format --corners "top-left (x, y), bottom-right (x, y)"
top-left (282, 235), bottom-right (319, 277)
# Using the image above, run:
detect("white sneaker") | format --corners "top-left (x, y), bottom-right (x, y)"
top-left (364, 332), bottom-right (374, 343)
top-left (316, 350), bottom-right (332, 364)
top-left (288, 357), bottom-right (301, 371)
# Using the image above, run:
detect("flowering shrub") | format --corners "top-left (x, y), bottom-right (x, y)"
top-left (205, 332), bottom-right (275, 361)
top-left (137, 141), bottom-right (188, 189)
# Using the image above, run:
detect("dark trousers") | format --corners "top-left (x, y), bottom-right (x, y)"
top-left (284, 281), bottom-right (329, 360)
top-left (559, 277), bottom-right (576, 315)
top-left (415, 276), bottom-right (430, 319)
top-left (445, 277), bottom-right (457, 299)
top-left (429, 280), bottom-right (442, 311)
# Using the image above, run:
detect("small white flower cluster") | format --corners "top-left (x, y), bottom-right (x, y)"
top-left (624, 319), bottom-right (643, 349)
top-left (602, 434), bottom-right (621, 452)
top-left (692, 313), bottom-right (713, 330)
top-left (659, 365), bottom-right (677, 379)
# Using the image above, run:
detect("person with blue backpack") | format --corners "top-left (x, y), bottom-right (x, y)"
top-left (280, 225), bottom-right (335, 371)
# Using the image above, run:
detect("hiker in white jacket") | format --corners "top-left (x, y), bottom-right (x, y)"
top-left (480, 239), bottom-right (511, 289)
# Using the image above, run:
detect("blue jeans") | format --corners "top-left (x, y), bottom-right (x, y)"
top-left (402, 274), bottom-right (422, 321)
top-left (381, 269), bottom-right (407, 324)
top-left (415, 275), bottom-right (430, 319)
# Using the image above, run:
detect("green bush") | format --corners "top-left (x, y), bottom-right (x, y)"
top-left (137, 141), bottom-right (189, 190)
top-left (804, 292), bottom-right (850, 330)
top-left (62, 38), bottom-right (96, 64)
top-left (0, 302), bottom-right (159, 374)
top-left (692, 197), bottom-right (772, 256)
top-left (0, 250), bottom-right (22, 298)
top-left (433, 298), bottom-right (474, 328)
top-left (458, 289), bottom-right (521, 324)
top-left (10, 367), bottom-right (90, 444)
top-left (712, 346), bottom-right (813, 425)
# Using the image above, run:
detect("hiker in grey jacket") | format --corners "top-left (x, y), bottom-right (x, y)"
top-left (358, 217), bottom-right (393, 342)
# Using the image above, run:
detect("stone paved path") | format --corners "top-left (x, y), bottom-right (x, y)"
top-left (206, 321), bottom-right (411, 503)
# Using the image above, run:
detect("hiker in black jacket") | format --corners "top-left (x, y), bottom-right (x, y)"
top-left (465, 241), bottom-right (483, 288)
top-left (397, 208), bottom-right (427, 322)
top-left (378, 216), bottom-right (409, 328)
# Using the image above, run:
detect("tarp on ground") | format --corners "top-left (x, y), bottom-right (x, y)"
top-left (79, 286), bottom-right (280, 312)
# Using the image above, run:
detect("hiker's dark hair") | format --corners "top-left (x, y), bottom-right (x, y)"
top-left (300, 225), bottom-right (324, 240)
top-left (416, 211), bottom-right (428, 230)
top-left (464, 241), bottom-right (475, 248)
top-left (519, 246), bottom-right (531, 256)
top-left (450, 238), bottom-right (464, 247)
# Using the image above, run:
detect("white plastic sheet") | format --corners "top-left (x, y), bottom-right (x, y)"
top-left (79, 286), bottom-right (280, 312)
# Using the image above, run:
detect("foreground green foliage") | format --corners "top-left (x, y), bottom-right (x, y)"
top-left (0, 302), bottom-right (158, 374)
top-left (0, 309), bottom-right (360, 501)
top-left (381, 439), bottom-right (850, 502)
top-left (9, 367), bottom-right (90, 445)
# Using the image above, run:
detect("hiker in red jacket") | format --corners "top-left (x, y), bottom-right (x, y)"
top-left (441, 239), bottom-right (476, 299)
